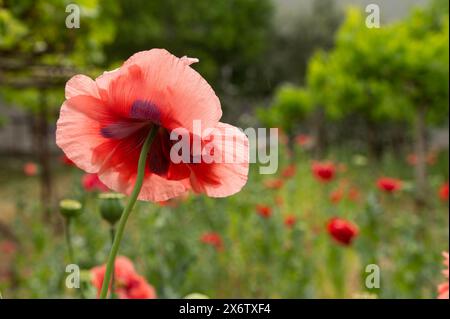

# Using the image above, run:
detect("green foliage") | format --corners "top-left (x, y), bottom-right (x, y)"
top-left (0, 0), bottom-right (118, 113)
top-left (257, 85), bottom-right (312, 134)
top-left (106, 0), bottom-right (273, 95)
top-left (308, 5), bottom-right (449, 125)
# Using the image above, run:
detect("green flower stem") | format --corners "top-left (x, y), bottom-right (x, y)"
top-left (110, 226), bottom-right (116, 299)
top-left (99, 125), bottom-right (159, 299)
top-left (65, 217), bottom-right (75, 263)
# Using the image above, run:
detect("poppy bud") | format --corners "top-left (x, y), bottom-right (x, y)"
top-left (184, 293), bottom-right (210, 299)
top-left (59, 199), bottom-right (82, 219)
top-left (98, 193), bottom-right (125, 225)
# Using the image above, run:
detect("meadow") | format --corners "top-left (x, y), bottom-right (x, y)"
top-left (1, 141), bottom-right (448, 299)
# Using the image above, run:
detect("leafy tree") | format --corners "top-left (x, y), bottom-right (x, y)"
top-left (308, 5), bottom-right (449, 203)
top-left (257, 84), bottom-right (312, 136)
top-left (0, 0), bottom-right (117, 217)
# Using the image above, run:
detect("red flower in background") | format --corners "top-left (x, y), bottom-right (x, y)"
top-left (329, 188), bottom-right (344, 204)
top-left (264, 178), bottom-right (284, 190)
top-left (256, 205), bottom-right (272, 218)
top-left (91, 256), bottom-right (156, 299)
top-left (439, 182), bottom-right (449, 202)
top-left (0, 240), bottom-right (17, 255)
top-left (295, 134), bottom-right (313, 148)
top-left (438, 252), bottom-right (449, 299)
top-left (406, 153), bottom-right (437, 166)
top-left (284, 215), bottom-right (297, 228)
top-left (348, 187), bottom-right (361, 202)
top-left (275, 195), bottom-right (284, 207)
top-left (327, 217), bottom-right (359, 246)
top-left (281, 164), bottom-right (296, 179)
top-left (60, 154), bottom-right (75, 166)
top-left (311, 162), bottom-right (336, 183)
top-left (376, 177), bottom-right (402, 193)
top-left (200, 232), bottom-right (223, 251)
top-left (82, 173), bottom-right (109, 192)
top-left (23, 162), bottom-right (38, 176)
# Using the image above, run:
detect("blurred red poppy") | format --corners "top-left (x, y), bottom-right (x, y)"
top-left (330, 188), bottom-right (344, 204)
top-left (284, 215), bottom-right (296, 228)
top-left (60, 154), bottom-right (75, 166)
top-left (406, 153), bottom-right (437, 166)
top-left (275, 195), bottom-right (284, 207)
top-left (439, 182), bottom-right (449, 202)
top-left (91, 256), bottom-right (156, 299)
top-left (311, 162), bottom-right (336, 183)
top-left (281, 164), bottom-right (296, 179)
top-left (264, 178), bottom-right (284, 190)
top-left (0, 240), bottom-right (17, 255)
top-left (348, 187), bottom-right (361, 202)
top-left (200, 232), bottom-right (223, 251)
top-left (376, 177), bottom-right (402, 193)
top-left (23, 162), bottom-right (38, 176)
top-left (82, 173), bottom-right (109, 192)
top-left (295, 134), bottom-right (312, 147)
top-left (438, 252), bottom-right (449, 299)
top-left (256, 205), bottom-right (272, 218)
top-left (327, 217), bottom-right (359, 246)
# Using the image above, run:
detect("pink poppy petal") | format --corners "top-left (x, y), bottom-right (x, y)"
top-left (112, 49), bottom-right (222, 132)
top-left (65, 74), bottom-right (100, 99)
top-left (189, 122), bottom-right (249, 197)
top-left (56, 101), bottom-right (106, 173)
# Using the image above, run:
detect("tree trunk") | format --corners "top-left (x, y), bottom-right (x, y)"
top-left (35, 92), bottom-right (53, 221)
top-left (414, 105), bottom-right (428, 207)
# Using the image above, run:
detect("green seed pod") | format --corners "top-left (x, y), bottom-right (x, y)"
top-left (98, 193), bottom-right (125, 225)
top-left (184, 293), bottom-right (210, 299)
top-left (59, 199), bottom-right (83, 219)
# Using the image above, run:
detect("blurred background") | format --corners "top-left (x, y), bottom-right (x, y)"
top-left (0, 0), bottom-right (448, 298)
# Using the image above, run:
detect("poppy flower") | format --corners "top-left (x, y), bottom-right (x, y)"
top-left (376, 177), bottom-right (402, 193)
top-left (348, 187), bottom-right (361, 202)
top-left (56, 49), bottom-right (249, 202)
top-left (327, 217), bottom-right (359, 246)
top-left (256, 205), bottom-right (272, 218)
top-left (284, 215), bottom-right (296, 228)
top-left (200, 232), bottom-right (223, 251)
top-left (263, 178), bottom-right (284, 190)
top-left (23, 162), bottom-right (38, 176)
top-left (406, 153), bottom-right (436, 166)
top-left (91, 256), bottom-right (156, 299)
top-left (60, 154), bottom-right (75, 166)
top-left (295, 134), bottom-right (313, 148)
top-left (281, 164), bottom-right (296, 179)
top-left (438, 252), bottom-right (449, 299)
top-left (311, 162), bottom-right (336, 183)
top-left (439, 182), bottom-right (449, 202)
top-left (330, 188), bottom-right (344, 204)
top-left (0, 240), bottom-right (17, 255)
top-left (275, 195), bottom-right (284, 207)
top-left (82, 173), bottom-right (109, 192)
